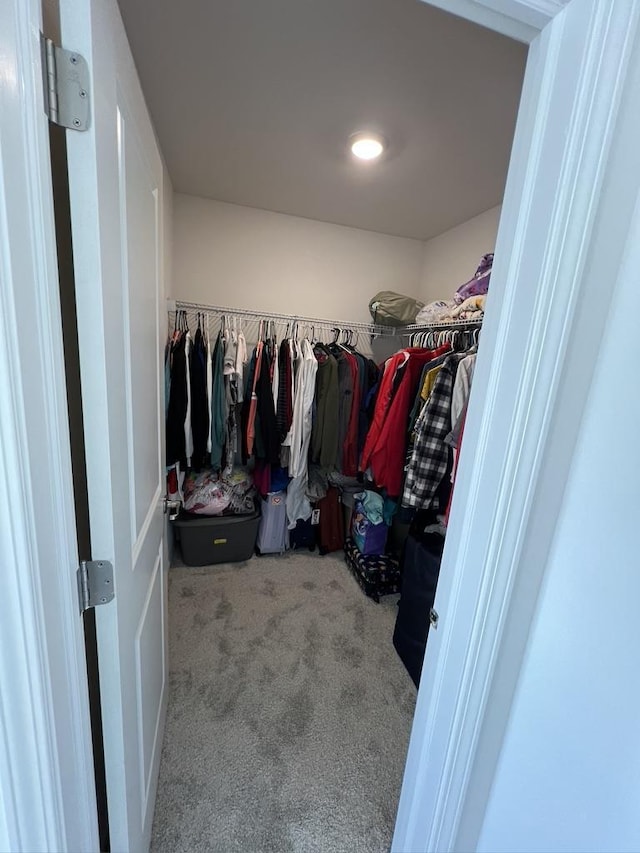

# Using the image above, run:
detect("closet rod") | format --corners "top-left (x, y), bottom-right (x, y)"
top-left (398, 317), bottom-right (483, 334)
top-left (168, 300), bottom-right (484, 335)
top-left (169, 299), bottom-right (394, 336)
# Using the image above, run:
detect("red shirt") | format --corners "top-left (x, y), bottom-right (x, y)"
top-left (360, 349), bottom-right (411, 472)
top-left (363, 346), bottom-right (450, 496)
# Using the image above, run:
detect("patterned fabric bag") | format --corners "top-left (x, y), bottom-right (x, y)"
top-left (344, 538), bottom-right (401, 602)
top-left (351, 491), bottom-right (388, 555)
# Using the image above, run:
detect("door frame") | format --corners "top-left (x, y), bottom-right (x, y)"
top-left (394, 0), bottom-right (640, 850)
top-left (0, 0), bottom-right (633, 851)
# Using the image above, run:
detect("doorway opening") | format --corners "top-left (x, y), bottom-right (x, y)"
top-left (119, 2), bottom-right (527, 848)
top-left (57, 0), bottom-right (527, 849)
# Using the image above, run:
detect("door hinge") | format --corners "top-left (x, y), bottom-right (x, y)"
top-left (77, 560), bottom-right (114, 614)
top-left (429, 607), bottom-right (439, 630)
top-left (41, 35), bottom-right (91, 131)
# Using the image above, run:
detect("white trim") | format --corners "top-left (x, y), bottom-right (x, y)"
top-left (393, 1), bottom-right (640, 851)
top-left (132, 485), bottom-right (163, 567)
top-left (134, 549), bottom-right (164, 822)
top-left (0, 0), bottom-right (99, 850)
top-left (1, 0), bottom-right (632, 848)
top-left (420, 0), bottom-right (568, 43)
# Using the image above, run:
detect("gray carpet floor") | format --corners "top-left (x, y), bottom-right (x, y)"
top-left (150, 550), bottom-right (416, 853)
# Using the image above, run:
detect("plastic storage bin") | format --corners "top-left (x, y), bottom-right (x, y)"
top-left (173, 508), bottom-right (260, 566)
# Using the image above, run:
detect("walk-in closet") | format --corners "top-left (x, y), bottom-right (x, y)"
top-left (57, 0), bottom-right (527, 849)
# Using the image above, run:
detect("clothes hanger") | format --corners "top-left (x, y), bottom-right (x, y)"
top-left (337, 328), bottom-right (350, 351)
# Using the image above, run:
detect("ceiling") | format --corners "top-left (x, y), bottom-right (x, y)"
top-left (117, 0), bottom-right (527, 241)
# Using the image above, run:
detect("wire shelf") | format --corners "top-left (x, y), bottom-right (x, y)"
top-left (169, 299), bottom-right (393, 336)
top-left (396, 317), bottom-right (484, 334)
top-left (167, 299), bottom-right (483, 337)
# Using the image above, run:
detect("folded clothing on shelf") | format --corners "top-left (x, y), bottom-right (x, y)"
top-left (454, 253), bottom-right (493, 304)
top-left (414, 300), bottom-right (457, 325)
top-left (451, 293), bottom-right (486, 319)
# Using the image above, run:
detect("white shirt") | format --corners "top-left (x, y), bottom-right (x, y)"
top-left (451, 353), bottom-right (476, 429)
top-left (235, 329), bottom-right (247, 403)
top-left (286, 339), bottom-right (319, 527)
top-left (223, 326), bottom-right (236, 376)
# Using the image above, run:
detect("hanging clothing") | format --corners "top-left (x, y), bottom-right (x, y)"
top-left (223, 324), bottom-right (236, 376)
top-left (223, 365), bottom-right (238, 476)
top-left (183, 332), bottom-right (194, 466)
top-left (288, 339), bottom-right (318, 478)
top-left (240, 349), bottom-right (257, 463)
top-left (364, 346), bottom-right (450, 497)
top-left (206, 325), bottom-right (213, 454)
top-left (451, 353), bottom-right (476, 428)
top-left (255, 345), bottom-right (280, 465)
top-left (357, 357), bottom-right (380, 460)
top-left (235, 328), bottom-right (247, 403)
top-left (444, 406), bottom-right (468, 526)
top-left (246, 340), bottom-right (263, 459)
top-left (286, 339), bottom-right (318, 526)
top-left (360, 350), bottom-right (411, 473)
top-left (271, 337), bottom-right (279, 410)
top-left (190, 326), bottom-right (209, 471)
top-left (341, 351), bottom-right (362, 477)
top-left (276, 339), bottom-right (293, 443)
top-left (209, 332), bottom-right (226, 471)
top-left (311, 346), bottom-right (339, 469)
top-left (281, 340), bottom-right (301, 470)
top-left (164, 341), bottom-right (171, 421)
top-left (334, 350), bottom-right (355, 472)
top-left (406, 351), bottom-right (451, 437)
top-left (166, 331), bottom-right (187, 465)
top-left (401, 353), bottom-right (463, 511)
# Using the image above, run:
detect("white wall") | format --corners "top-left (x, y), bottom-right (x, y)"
top-left (163, 166), bottom-right (173, 300)
top-left (172, 194), bottom-right (426, 324)
top-left (477, 207), bottom-right (640, 852)
top-left (420, 205), bottom-right (501, 303)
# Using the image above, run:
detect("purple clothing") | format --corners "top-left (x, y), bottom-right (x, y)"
top-left (454, 253), bottom-right (493, 304)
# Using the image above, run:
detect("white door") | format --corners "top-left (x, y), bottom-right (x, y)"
top-left (0, 0), bottom-right (99, 849)
top-left (60, 0), bottom-right (169, 849)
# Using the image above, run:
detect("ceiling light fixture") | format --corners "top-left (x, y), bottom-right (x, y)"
top-left (350, 132), bottom-right (385, 161)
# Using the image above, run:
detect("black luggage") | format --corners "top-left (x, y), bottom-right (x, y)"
top-left (317, 486), bottom-right (344, 554)
top-left (289, 517), bottom-right (317, 551)
top-left (343, 537), bottom-right (401, 602)
top-left (393, 531), bottom-right (445, 686)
